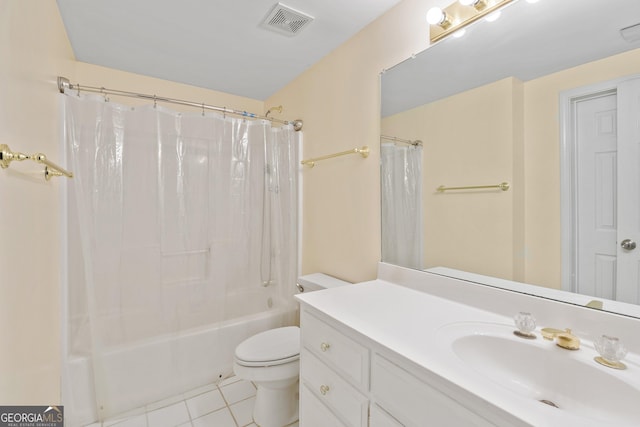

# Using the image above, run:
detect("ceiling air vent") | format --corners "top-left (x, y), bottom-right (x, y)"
top-left (261, 3), bottom-right (314, 37)
top-left (620, 22), bottom-right (640, 43)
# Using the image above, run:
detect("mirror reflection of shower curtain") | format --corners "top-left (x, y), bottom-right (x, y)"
top-left (62, 92), bottom-right (299, 421)
top-left (381, 143), bottom-right (423, 269)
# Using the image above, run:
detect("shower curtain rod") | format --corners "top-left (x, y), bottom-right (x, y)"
top-left (380, 135), bottom-right (422, 146)
top-left (57, 77), bottom-right (303, 131)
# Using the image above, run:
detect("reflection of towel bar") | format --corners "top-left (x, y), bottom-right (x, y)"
top-left (0, 144), bottom-right (73, 181)
top-left (437, 182), bottom-right (510, 192)
top-left (301, 146), bottom-right (369, 168)
top-left (380, 135), bottom-right (423, 146)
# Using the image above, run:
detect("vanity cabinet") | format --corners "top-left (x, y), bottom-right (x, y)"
top-left (299, 310), bottom-right (369, 426)
top-left (299, 307), bottom-right (499, 427)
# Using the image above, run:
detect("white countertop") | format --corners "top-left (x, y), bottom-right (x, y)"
top-left (296, 279), bottom-right (640, 427)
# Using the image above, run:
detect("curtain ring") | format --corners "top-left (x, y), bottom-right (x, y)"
top-left (202, 102), bottom-right (205, 116)
top-left (101, 87), bottom-right (109, 102)
top-left (76, 83), bottom-right (81, 97)
top-left (153, 95), bottom-right (157, 108)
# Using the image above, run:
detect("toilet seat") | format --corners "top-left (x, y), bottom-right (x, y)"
top-left (235, 326), bottom-right (300, 367)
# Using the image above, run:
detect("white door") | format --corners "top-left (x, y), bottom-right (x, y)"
top-left (574, 78), bottom-right (640, 304)
top-left (575, 92), bottom-right (618, 300)
top-left (616, 78), bottom-right (640, 304)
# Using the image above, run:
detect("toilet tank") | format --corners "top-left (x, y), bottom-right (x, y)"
top-left (296, 273), bottom-right (351, 293)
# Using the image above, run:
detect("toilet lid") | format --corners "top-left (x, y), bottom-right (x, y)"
top-left (235, 326), bottom-right (300, 365)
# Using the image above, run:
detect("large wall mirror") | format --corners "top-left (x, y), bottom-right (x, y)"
top-left (381, 0), bottom-right (640, 317)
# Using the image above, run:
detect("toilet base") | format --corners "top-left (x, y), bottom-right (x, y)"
top-left (253, 378), bottom-right (299, 427)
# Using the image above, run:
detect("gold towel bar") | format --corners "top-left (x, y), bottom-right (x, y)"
top-left (380, 135), bottom-right (422, 146)
top-left (0, 144), bottom-right (73, 180)
top-left (437, 182), bottom-right (510, 192)
top-left (301, 146), bottom-right (369, 168)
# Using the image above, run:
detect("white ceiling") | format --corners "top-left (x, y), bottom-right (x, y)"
top-left (56, 0), bottom-right (402, 101)
top-left (382, 0), bottom-right (640, 117)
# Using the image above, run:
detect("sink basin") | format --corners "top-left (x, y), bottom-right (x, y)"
top-left (437, 322), bottom-right (640, 426)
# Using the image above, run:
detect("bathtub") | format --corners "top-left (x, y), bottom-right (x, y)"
top-left (63, 297), bottom-right (296, 426)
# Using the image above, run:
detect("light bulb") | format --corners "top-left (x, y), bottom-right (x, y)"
top-left (426, 7), bottom-right (446, 25)
top-left (453, 29), bottom-right (466, 38)
top-left (460, 0), bottom-right (486, 10)
top-left (485, 10), bottom-right (501, 22)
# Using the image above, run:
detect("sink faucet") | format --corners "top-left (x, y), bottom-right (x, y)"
top-left (541, 327), bottom-right (581, 350)
top-left (585, 300), bottom-right (603, 310)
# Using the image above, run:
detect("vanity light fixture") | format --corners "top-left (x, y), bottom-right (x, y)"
top-left (459, 0), bottom-right (487, 11)
top-left (426, 0), bottom-right (514, 42)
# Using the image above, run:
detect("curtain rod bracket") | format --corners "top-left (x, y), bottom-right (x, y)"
top-left (58, 76), bottom-right (71, 93)
top-left (292, 120), bottom-right (303, 131)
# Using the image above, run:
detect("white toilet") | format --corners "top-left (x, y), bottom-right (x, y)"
top-left (233, 273), bottom-right (350, 427)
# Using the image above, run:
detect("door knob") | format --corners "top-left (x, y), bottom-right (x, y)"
top-left (621, 239), bottom-right (637, 250)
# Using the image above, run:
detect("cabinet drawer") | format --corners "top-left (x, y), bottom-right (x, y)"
top-left (301, 309), bottom-right (369, 387)
top-left (300, 383), bottom-right (347, 427)
top-left (301, 348), bottom-right (369, 427)
top-left (371, 354), bottom-right (495, 427)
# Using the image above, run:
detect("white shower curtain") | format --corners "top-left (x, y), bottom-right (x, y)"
top-left (381, 142), bottom-right (423, 269)
top-left (62, 92), bottom-right (299, 420)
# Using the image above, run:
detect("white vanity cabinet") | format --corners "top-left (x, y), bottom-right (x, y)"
top-left (299, 309), bottom-right (369, 426)
top-left (297, 271), bottom-right (640, 427)
top-left (298, 306), bottom-right (504, 427)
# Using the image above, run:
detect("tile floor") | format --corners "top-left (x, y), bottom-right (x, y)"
top-left (84, 376), bottom-right (299, 427)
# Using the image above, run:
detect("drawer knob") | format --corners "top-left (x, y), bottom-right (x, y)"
top-left (320, 342), bottom-right (331, 352)
top-left (320, 384), bottom-right (330, 395)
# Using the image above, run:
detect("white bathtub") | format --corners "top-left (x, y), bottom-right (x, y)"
top-left (63, 301), bottom-right (296, 426)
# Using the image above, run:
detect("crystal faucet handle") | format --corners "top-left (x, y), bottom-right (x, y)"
top-left (513, 312), bottom-right (536, 339)
top-left (596, 335), bottom-right (628, 361)
top-left (594, 335), bottom-right (628, 365)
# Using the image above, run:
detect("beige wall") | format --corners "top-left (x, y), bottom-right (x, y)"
top-left (382, 78), bottom-right (524, 280)
top-left (266, 0), bottom-right (437, 283)
top-left (1, 0), bottom-right (263, 404)
top-left (0, 0), bottom-right (75, 404)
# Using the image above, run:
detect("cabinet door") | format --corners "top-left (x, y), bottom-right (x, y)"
top-left (370, 404), bottom-right (403, 427)
top-left (371, 354), bottom-right (496, 427)
top-left (300, 383), bottom-right (348, 427)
